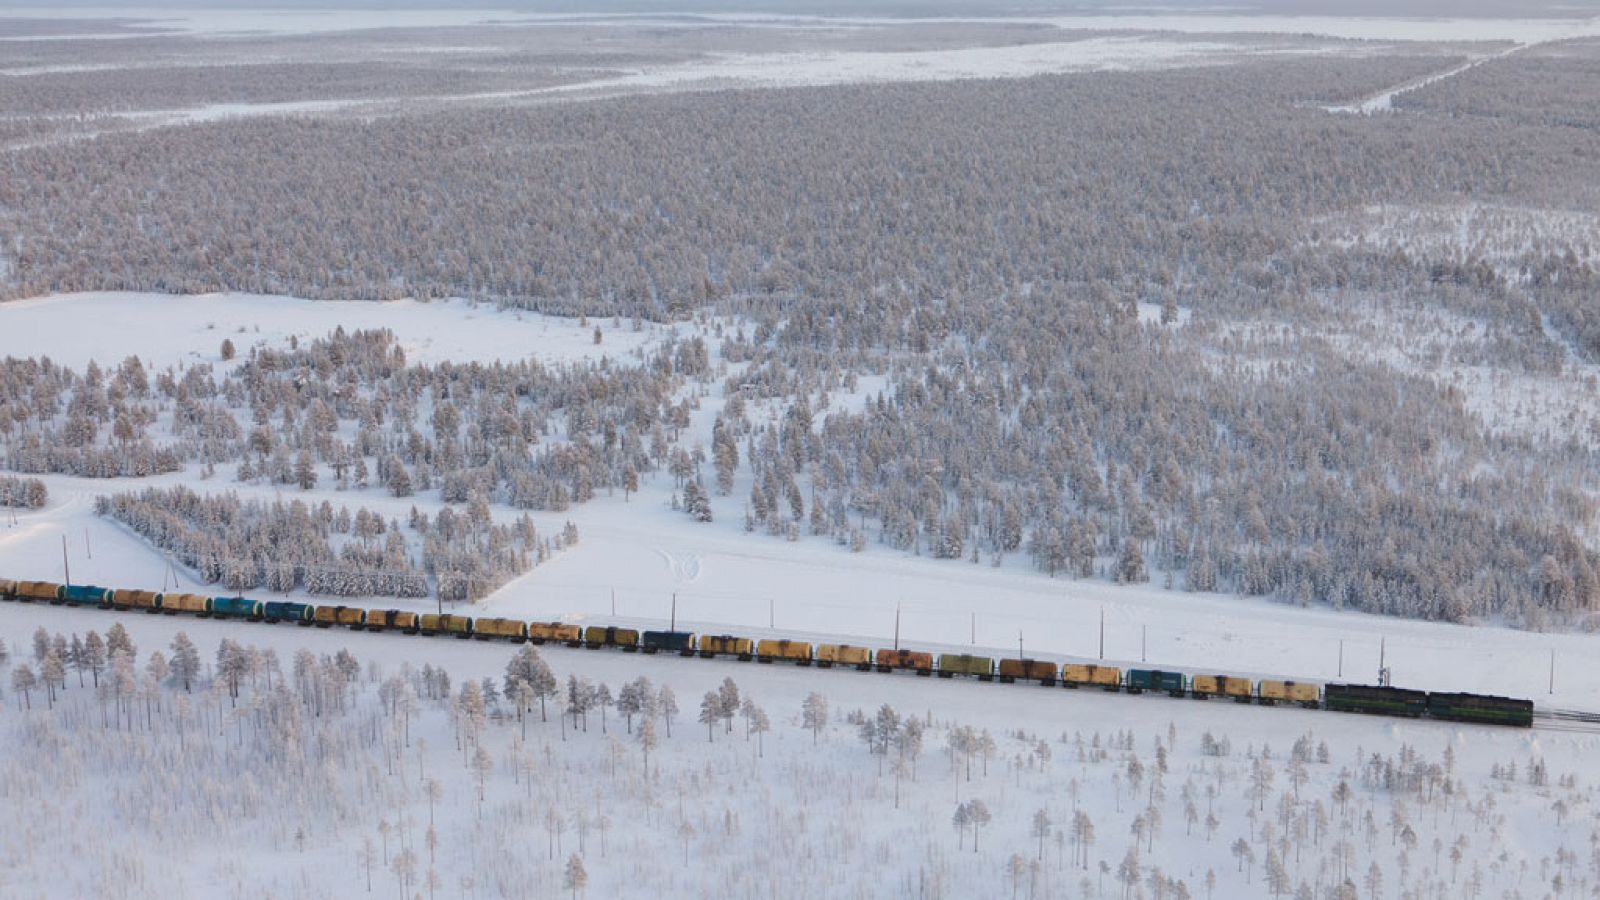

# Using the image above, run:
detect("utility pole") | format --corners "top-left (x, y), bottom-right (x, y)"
top-left (1338, 639), bottom-right (1343, 678)
top-left (970, 612), bottom-right (975, 646)
top-left (1098, 607), bottom-right (1104, 660)
top-left (1018, 631), bottom-right (1024, 662)
top-left (1141, 625), bottom-right (1147, 663)
top-left (671, 592), bottom-right (677, 632)
top-left (894, 603), bottom-right (901, 651)
top-left (85, 528), bottom-right (92, 560)
top-left (769, 598), bottom-right (774, 629)
top-left (62, 534), bottom-right (70, 585)
top-left (1549, 649), bottom-right (1555, 695)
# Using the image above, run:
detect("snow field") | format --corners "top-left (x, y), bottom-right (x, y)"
top-left (0, 292), bottom-right (667, 372)
top-left (0, 597), bottom-right (1591, 900)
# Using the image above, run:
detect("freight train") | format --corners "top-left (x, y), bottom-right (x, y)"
top-left (0, 578), bottom-right (1535, 728)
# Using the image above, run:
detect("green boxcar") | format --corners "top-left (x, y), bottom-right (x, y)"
top-left (1126, 669), bottom-right (1186, 696)
top-left (1425, 692), bottom-right (1533, 728)
top-left (61, 585), bottom-right (115, 607)
top-left (642, 630), bottom-right (697, 655)
top-left (209, 596), bottom-right (264, 619)
top-left (1323, 683), bottom-right (1426, 718)
top-left (937, 654), bottom-right (995, 680)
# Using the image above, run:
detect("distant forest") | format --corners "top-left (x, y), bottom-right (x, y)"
top-left (2, 44), bottom-right (1598, 625)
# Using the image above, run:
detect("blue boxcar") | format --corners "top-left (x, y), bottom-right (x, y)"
top-left (1126, 669), bottom-right (1186, 696)
top-left (263, 601), bottom-right (314, 623)
top-left (209, 596), bottom-right (264, 619)
top-left (61, 585), bottom-right (114, 607)
top-left (642, 630), bottom-right (697, 654)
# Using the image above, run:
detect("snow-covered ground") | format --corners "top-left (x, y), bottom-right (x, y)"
top-left (0, 291), bottom-right (1592, 713)
top-left (0, 292), bottom-right (665, 371)
top-left (6, 8), bottom-right (1600, 44)
top-left (0, 584), bottom-right (1591, 899)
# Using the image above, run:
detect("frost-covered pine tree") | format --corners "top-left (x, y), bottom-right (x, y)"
top-left (563, 854), bottom-right (587, 899)
top-left (802, 692), bottom-right (828, 744)
top-left (168, 632), bottom-right (201, 692)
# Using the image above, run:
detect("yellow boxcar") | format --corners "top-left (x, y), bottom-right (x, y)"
top-left (162, 592), bottom-right (209, 615)
top-left (1192, 674), bottom-right (1253, 701)
top-left (115, 589), bottom-right (163, 612)
top-left (700, 635), bottom-right (755, 659)
top-left (528, 622), bottom-right (581, 645)
top-left (583, 625), bottom-right (639, 649)
top-left (475, 617), bottom-right (527, 641)
top-left (999, 659), bottom-right (1058, 685)
top-left (1258, 680), bottom-right (1320, 708)
top-left (13, 580), bottom-right (63, 603)
top-left (937, 654), bottom-right (995, 680)
top-left (816, 643), bottom-right (873, 669)
top-left (421, 613), bottom-right (474, 637)
top-left (1062, 663), bottom-right (1122, 690)
top-left (364, 610), bottom-right (419, 632)
top-left (756, 639), bottom-right (813, 665)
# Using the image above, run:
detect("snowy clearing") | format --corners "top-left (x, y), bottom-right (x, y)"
top-left (0, 292), bottom-right (667, 371)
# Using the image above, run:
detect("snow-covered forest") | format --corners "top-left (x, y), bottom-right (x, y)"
top-left (0, 610), bottom-right (1593, 900)
top-left (2, 15), bottom-right (1599, 626)
top-left (3, 8), bottom-right (1600, 897)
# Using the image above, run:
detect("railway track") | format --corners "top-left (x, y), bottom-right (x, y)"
top-left (1533, 708), bottom-right (1600, 734)
top-left (1, 577), bottom-right (1552, 730)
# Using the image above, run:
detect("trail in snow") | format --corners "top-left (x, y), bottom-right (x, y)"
top-left (1323, 41), bottom-right (1527, 114)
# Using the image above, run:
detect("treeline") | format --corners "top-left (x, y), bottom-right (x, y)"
top-left (97, 485), bottom-right (561, 602)
top-left (0, 327), bottom-right (696, 511)
top-left (0, 475), bottom-right (46, 509)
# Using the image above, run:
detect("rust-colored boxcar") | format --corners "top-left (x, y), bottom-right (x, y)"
top-left (1258, 680), bottom-right (1320, 708)
top-left (13, 580), bottom-right (64, 603)
top-left (999, 658), bottom-right (1058, 685)
top-left (876, 648), bottom-right (934, 675)
top-left (114, 589), bottom-right (163, 613)
top-left (162, 592), bottom-right (209, 615)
